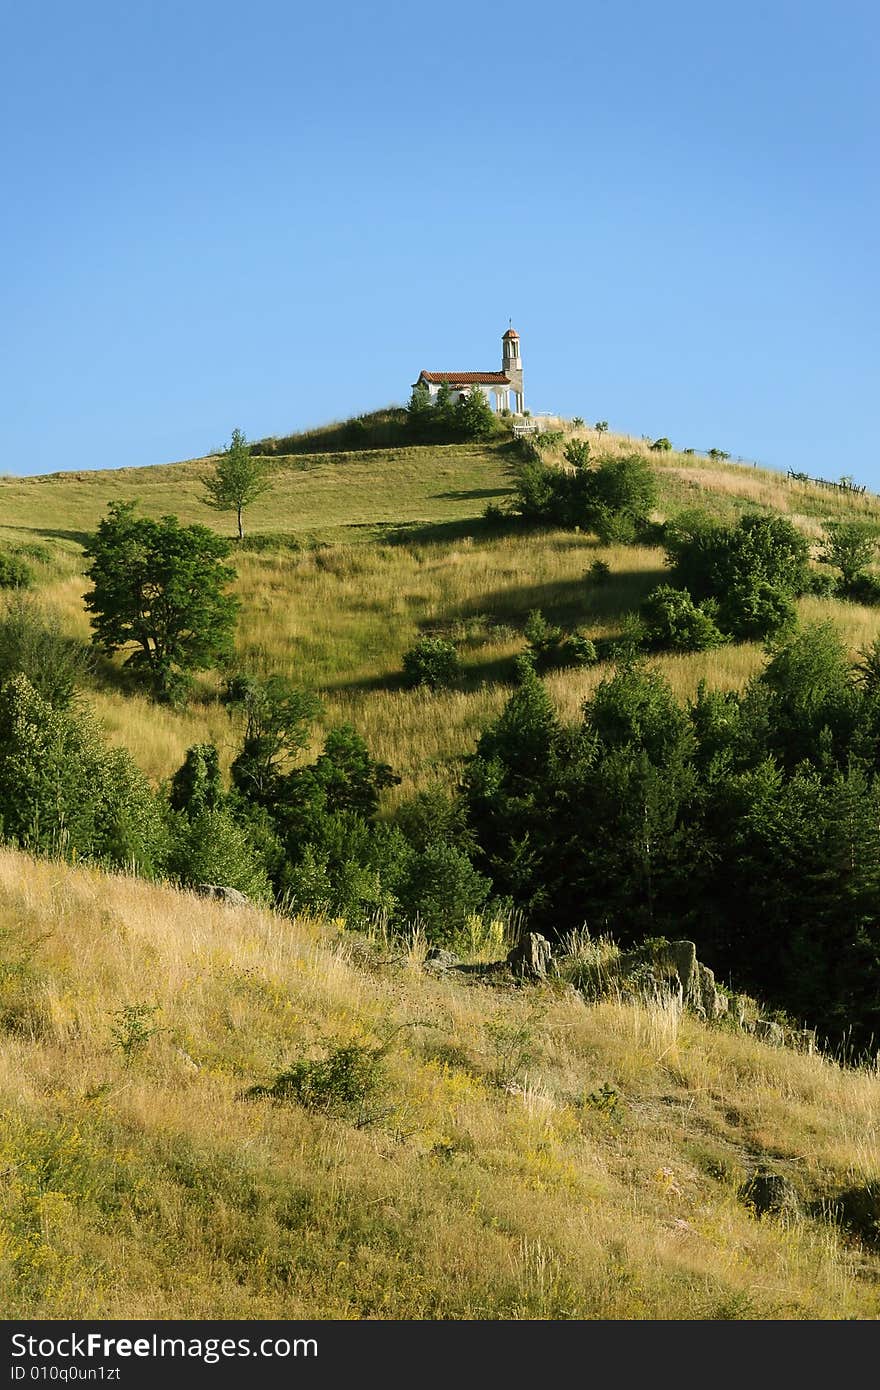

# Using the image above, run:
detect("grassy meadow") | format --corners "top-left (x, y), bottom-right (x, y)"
top-left (2, 848), bottom-right (879, 1319)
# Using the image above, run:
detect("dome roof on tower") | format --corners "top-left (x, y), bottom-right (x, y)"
top-left (502, 328), bottom-right (519, 339)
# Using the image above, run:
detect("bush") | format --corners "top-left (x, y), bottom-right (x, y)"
top-left (650, 437), bottom-right (672, 452)
top-left (820, 521), bottom-right (880, 594)
top-left (588, 559), bottom-right (611, 583)
top-left (402, 635), bottom-right (460, 689)
top-left (0, 673), bottom-right (165, 872)
top-left (0, 553), bottom-right (34, 589)
top-left (395, 840), bottom-right (492, 943)
top-left (168, 807), bottom-right (271, 902)
top-left (563, 439), bottom-right (591, 468)
top-left (0, 596), bottom-right (93, 708)
top-left (524, 610), bottom-right (597, 672)
top-left (640, 585), bottom-right (726, 653)
top-left (509, 450), bottom-right (656, 541)
top-left (844, 573), bottom-right (880, 606)
top-left (664, 512), bottom-right (810, 641)
top-left (247, 1040), bottom-right (390, 1126)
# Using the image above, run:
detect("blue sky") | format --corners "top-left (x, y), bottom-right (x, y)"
top-left (2, 1), bottom-right (877, 480)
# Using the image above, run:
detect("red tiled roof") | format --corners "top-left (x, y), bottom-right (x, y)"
top-left (502, 328), bottom-right (519, 339)
top-left (418, 371), bottom-right (510, 385)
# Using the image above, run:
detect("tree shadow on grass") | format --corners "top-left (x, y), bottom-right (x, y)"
top-left (446, 568), bottom-right (667, 630)
top-left (4, 524), bottom-right (93, 549)
top-left (431, 487), bottom-right (515, 502)
top-left (375, 516), bottom-right (523, 548)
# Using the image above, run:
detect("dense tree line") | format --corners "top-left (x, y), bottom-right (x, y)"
top-left (461, 626), bottom-right (880, 1048)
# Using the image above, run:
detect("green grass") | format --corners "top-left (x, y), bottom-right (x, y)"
top-left (0, 441), bottom-right (516, 548)
top-left (4, 422), bottom-right (880, 795)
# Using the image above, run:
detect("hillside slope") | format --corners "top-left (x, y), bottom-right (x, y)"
top-left (1, 849), bottom-right (879, 1319)
top-left (3, 426), bottom-right (880, 796)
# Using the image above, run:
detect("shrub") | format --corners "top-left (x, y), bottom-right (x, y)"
top-left (844, 573), bottom-right (880, 606)
top-left (168, 806), bottom-right (272, 902)
top-left (640, 585), bottom-right (726, 653)
top-left (402, 635), bottom-right (460, 689)
top-left (0, 596), bottom-right (93, 708)
top-left (588, 559), bottom-right (611, 583)
top-left (247, 1040), bottom-right (390, 1126)
top-left (563, 438), bottom-right (591, 469)
top-left (590, 453), bottom-right (657, 540)
top-left (524, 610), bottom-right (597, 672)
top-left (395, 840), bottom-right (492, 943)
top-left (708, 448), bottom-right (730, 460)
top-left (110, 1004), bottom-right (164, 1065)
top-left (169, 744), bottom-right (224, 817)
top-left (650, 437), bottom-right (672, 452)
top-left (0, 553), bottom-right (34, 589)
top-left (571, 417), bottom-right (585, 428)
top-left (394, 787), bottom-right (476, 854)
top-left (820, 521), bottom-right (879, 594)
top-left (0, 673), bottom-right (165, 872)
top-left (665, 512), bottom-right (810, 641)
top-left (482, 501), bottom-right (508, 526)
top-left (594, 421), bottom-right (608, 434)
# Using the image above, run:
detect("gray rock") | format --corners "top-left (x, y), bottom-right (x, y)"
top-left (754, 1020), bottom-right (785, 1046)
top-left (197, 883), bottom-right (250, 908)
top-left (506, 931), bottom-right (553, 981)
top-left (692, 961), bottom-right (728, 1021)
top-left (665, 939), bottom-right (698, 999)
top-left (423, 947), bottom-right (461, 973)
top-left (739, 1167), bottom-right (800, 1221)
top-left (785, 1027), bottom-right (818, 1054)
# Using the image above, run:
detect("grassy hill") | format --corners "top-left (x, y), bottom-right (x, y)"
top-left (3, 422), bottom-right (880, 792)
top-left (2, 848), bottom-right (879, 1319)
top-left (3, 416), bottom-right (880, 1319)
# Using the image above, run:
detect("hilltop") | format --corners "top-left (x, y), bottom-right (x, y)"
top-left (2, 415), bottom-right (879, 792)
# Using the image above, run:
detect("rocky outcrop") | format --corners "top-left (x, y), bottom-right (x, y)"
top-left (619, 940), bottom-right (729, 1021)
top-left (196, 884), bottom-right (250, 908)
top-left (506, 932), bottom-right (554, 981)
top-left (754, 1019), bottom-right (785, 1046)
top-left (423, 947), bottom-right (461, 974)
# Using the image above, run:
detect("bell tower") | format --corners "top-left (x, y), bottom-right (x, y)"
top-left (502, 326), bottom-right (524, 413)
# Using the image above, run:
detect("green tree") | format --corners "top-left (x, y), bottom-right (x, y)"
top-left (203, 428), bottom-right (273, 540)
top-left (84, 502), bottom-right (239, 703)
top-left (224, 673), bottom-right (322, 806)
top-left (406, 381), bottom-right (433, 440)
top-left (820, 521), bottom-right (878, 593)
top-left (455, 385), bottom-right (496, 440)
top-left (0, 673), bottom-right (167, 874)
top-left (640, 584), bottom-right (726, 653)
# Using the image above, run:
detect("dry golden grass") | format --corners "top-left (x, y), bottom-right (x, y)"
top-left (1, 849), bottom-right (878, 1319)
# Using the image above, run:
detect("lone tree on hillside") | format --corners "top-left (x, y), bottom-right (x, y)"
top-left (820, 521), bottom-right (879, 594)
top-left (203, 428), bottom-right (273, 540)
top-left (84, 502), bottom-right (240, 703)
